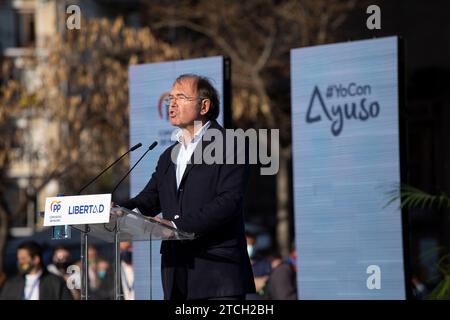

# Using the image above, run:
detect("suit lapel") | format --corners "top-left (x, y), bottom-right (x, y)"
top-left (166, 144), bottom-right (179, 195)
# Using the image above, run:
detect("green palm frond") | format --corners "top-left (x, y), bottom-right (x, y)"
top-left (428, 275), bottom-right (450, 300)
top-left (386, 184), bottom-right (450, 299)
top-left (385, 184), bottom-right (450, 212)
top-left (383, 184), bottom-right (401, 209)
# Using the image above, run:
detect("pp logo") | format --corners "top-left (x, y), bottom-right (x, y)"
top-left (158, 92), bottom-right (171, 120)
top-left (50, 200), bottom-right (62, 213)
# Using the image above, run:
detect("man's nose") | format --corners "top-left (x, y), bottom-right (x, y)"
top-left (170, 98), bottom-right (179, 107)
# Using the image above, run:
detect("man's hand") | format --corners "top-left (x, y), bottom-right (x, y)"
top-left (153, 216), bottom-right (176, 239)
top-left (153, 216), bottom-right (174, 228)
top-left (255, 275), bottom-right (269, 293)
top-left (110, 202), bottom-right (126, 217)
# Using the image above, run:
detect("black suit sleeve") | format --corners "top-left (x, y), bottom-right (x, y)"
top-left (175, 161), bottom-right (249, 236)
top-left (117, 154), bottom-right (163, 217)
top-left (0, 277), bottom-right (24, 300)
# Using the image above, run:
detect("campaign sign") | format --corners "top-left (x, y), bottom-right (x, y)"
top-left (291, 36), bottom-right (405, 299)
top-left (44, 194), bottom-right (111, 226)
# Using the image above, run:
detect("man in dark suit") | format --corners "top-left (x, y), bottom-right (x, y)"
top-left (0, 241), bottom-right (73, 300)
top-left (117, 74), bottom-right (255, 300)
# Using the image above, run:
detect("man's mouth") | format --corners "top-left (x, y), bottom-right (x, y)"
top-left (169, 110), bottom-right (177, 118)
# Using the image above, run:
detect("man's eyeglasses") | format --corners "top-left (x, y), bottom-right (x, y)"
top-left (164, 94), bottom-right (199, 106)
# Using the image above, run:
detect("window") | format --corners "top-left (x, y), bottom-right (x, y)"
top-left (14, 10), bottom-right (35, 47)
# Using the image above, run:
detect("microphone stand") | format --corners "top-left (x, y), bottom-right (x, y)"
top-left (110, 141), bottom-right (158, 300)
top-left (77, 143), bottom-right (141, 300)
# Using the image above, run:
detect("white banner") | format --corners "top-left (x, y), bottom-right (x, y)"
top-left (43, 194), bottom-right (111, 226)
top-left (291, 36), bottom-right (405, 299)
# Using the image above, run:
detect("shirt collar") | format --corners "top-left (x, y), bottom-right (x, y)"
top-left (25, 269), bottom-right (43, 280)
top-left (172, 121), bottom-right (211, 146)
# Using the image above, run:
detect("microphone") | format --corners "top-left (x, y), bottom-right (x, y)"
top-left (77, 142), bottom-right (143, 195)
top-left (129, 143), bottom-right (143, 152)
top-left (111, 141), bottom-right (158, 197)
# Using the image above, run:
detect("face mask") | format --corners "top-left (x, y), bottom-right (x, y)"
top-left (247, 245), bottom-right (254, 258)
top-left (97, 270), bottom-right (106, 280)
top-left (18, 262), bottom-right (33, 275)
top-left (120, 251), bottom-right (132, 264)
top-left (55, 261), bottom-right (70, 272)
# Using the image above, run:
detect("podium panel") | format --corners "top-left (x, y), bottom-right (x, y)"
top-left (71, 206), bottom-right (195, 300)
top-left (72, 207), bottom-right (194, 242)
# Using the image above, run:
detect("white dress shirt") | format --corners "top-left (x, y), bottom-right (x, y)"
top-left (170, 121), bottom-right (210, 228)
top-left (173, 121), bottom-right (211, 189)
top-left (24, 270), bottom-right (42, 300)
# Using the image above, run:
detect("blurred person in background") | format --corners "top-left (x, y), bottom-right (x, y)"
top-left (47, 245), bottom-right (72, 277)
top-left (0, 241), bottom-right (72, 300)
top-left (96, 258), bottom-right (110, 283)
top-left (119, 241), bottom-right (134, 300)
top-left (411, 275), bottom-right (429, 299)
top-left (47, 245), bottom-right (80, 300)
top-left (87, 245), bottom-right (101, 291)
top-left (73, 244), bottom-right (105, 298)
top-left (245, 231), bottom-right (271, 300)
top-left (246, 243), bottom-right (298, 300)
top-left (97, 241), bottom-right (134, 300)
top-left (246, 231), bottom-right (256, 261)
top-left (263, 247), bottom-right (297, 300)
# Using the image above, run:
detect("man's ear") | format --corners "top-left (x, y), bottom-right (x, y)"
top-left (200, 99), bottom-right (210, 116)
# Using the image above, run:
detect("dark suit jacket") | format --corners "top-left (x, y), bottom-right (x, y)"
top-left (0, 270), bottom-right (73, 300)
top-left (265, 262), bottom-right (298, 300)
top-left (119, 120), bottom-right (256, 299)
